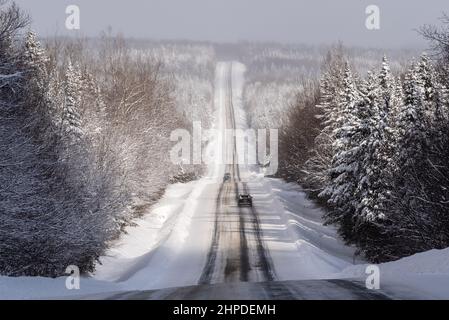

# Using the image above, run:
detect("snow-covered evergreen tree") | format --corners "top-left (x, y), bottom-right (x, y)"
top-left (80, 70), bottom-right (106, 135)
top-left (395, 62), bottom-right (426, 167)
top-left (320, 64), bottom-right (362, 235)
top-left (393, 55), bottom-right (449, 251)
top-left (22, 31), bottom-right (49, 105)
top-left (23, 31), bottom-right (47, 70)
top-left (416, 54), bottom-right (448, 137)
top-left (303, 48), bottom-right (346, 191)
top-left (45, 66), bottom-right (65, 128)
top-left (339, 58), bottom-right (401, 261)
top-left (20, 30), bottom-right (58, 142)
top-left (354, 71), bottom-right (382, 217)
top-left (63, 60), bottom-right (84, 139)
top-left (356, 57), bottom-right (396, 222)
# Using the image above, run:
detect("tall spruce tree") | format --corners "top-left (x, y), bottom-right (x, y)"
top-left (320, 64), bottom-right (362, 239)
top-left (304, 48), bottom-right (346, 191)
top-left (348, 58), bottom-right (401, 261)
top-left (63, 60), bottom-right (83, 140)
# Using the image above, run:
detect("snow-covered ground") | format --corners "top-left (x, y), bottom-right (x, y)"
top-left (337, 248), bottom-right (449, 299)
top-left (1, 61), bottom-right (449, 299)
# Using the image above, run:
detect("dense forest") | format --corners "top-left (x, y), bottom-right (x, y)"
top-left (0, 1), bottom-right (212, 276)
top-left (276, 19), bottom-right (449, 262)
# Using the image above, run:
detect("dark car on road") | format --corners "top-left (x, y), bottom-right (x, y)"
top-left (223, 173), bottom-right (231, 182)
top-left (238, 194), bottom-right (253, 207)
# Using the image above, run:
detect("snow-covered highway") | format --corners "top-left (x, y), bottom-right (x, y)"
top-left (88, 62), bottom-right (393, 299)
top-left (198, 62), bottom-right (275, 285)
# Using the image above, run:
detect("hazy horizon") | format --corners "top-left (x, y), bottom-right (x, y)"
top-left (12, 0), bottom-right (449, 49)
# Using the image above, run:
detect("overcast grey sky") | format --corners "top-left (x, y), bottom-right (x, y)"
top-left (13, 0), bottom-right (449, 47)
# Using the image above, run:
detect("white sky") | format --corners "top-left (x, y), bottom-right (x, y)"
top-left (13, 0), bottom-right (449, 47)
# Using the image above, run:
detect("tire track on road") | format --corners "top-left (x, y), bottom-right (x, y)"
top-left (242, 182), bottom-right (276, 281)
top-left (198, 180), bottom-right (225, 284)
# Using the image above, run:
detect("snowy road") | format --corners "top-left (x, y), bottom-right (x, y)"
top-left (199, 63), bottom-right (275, 284)
top-left (90, 62), bottom-right (392, 299)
